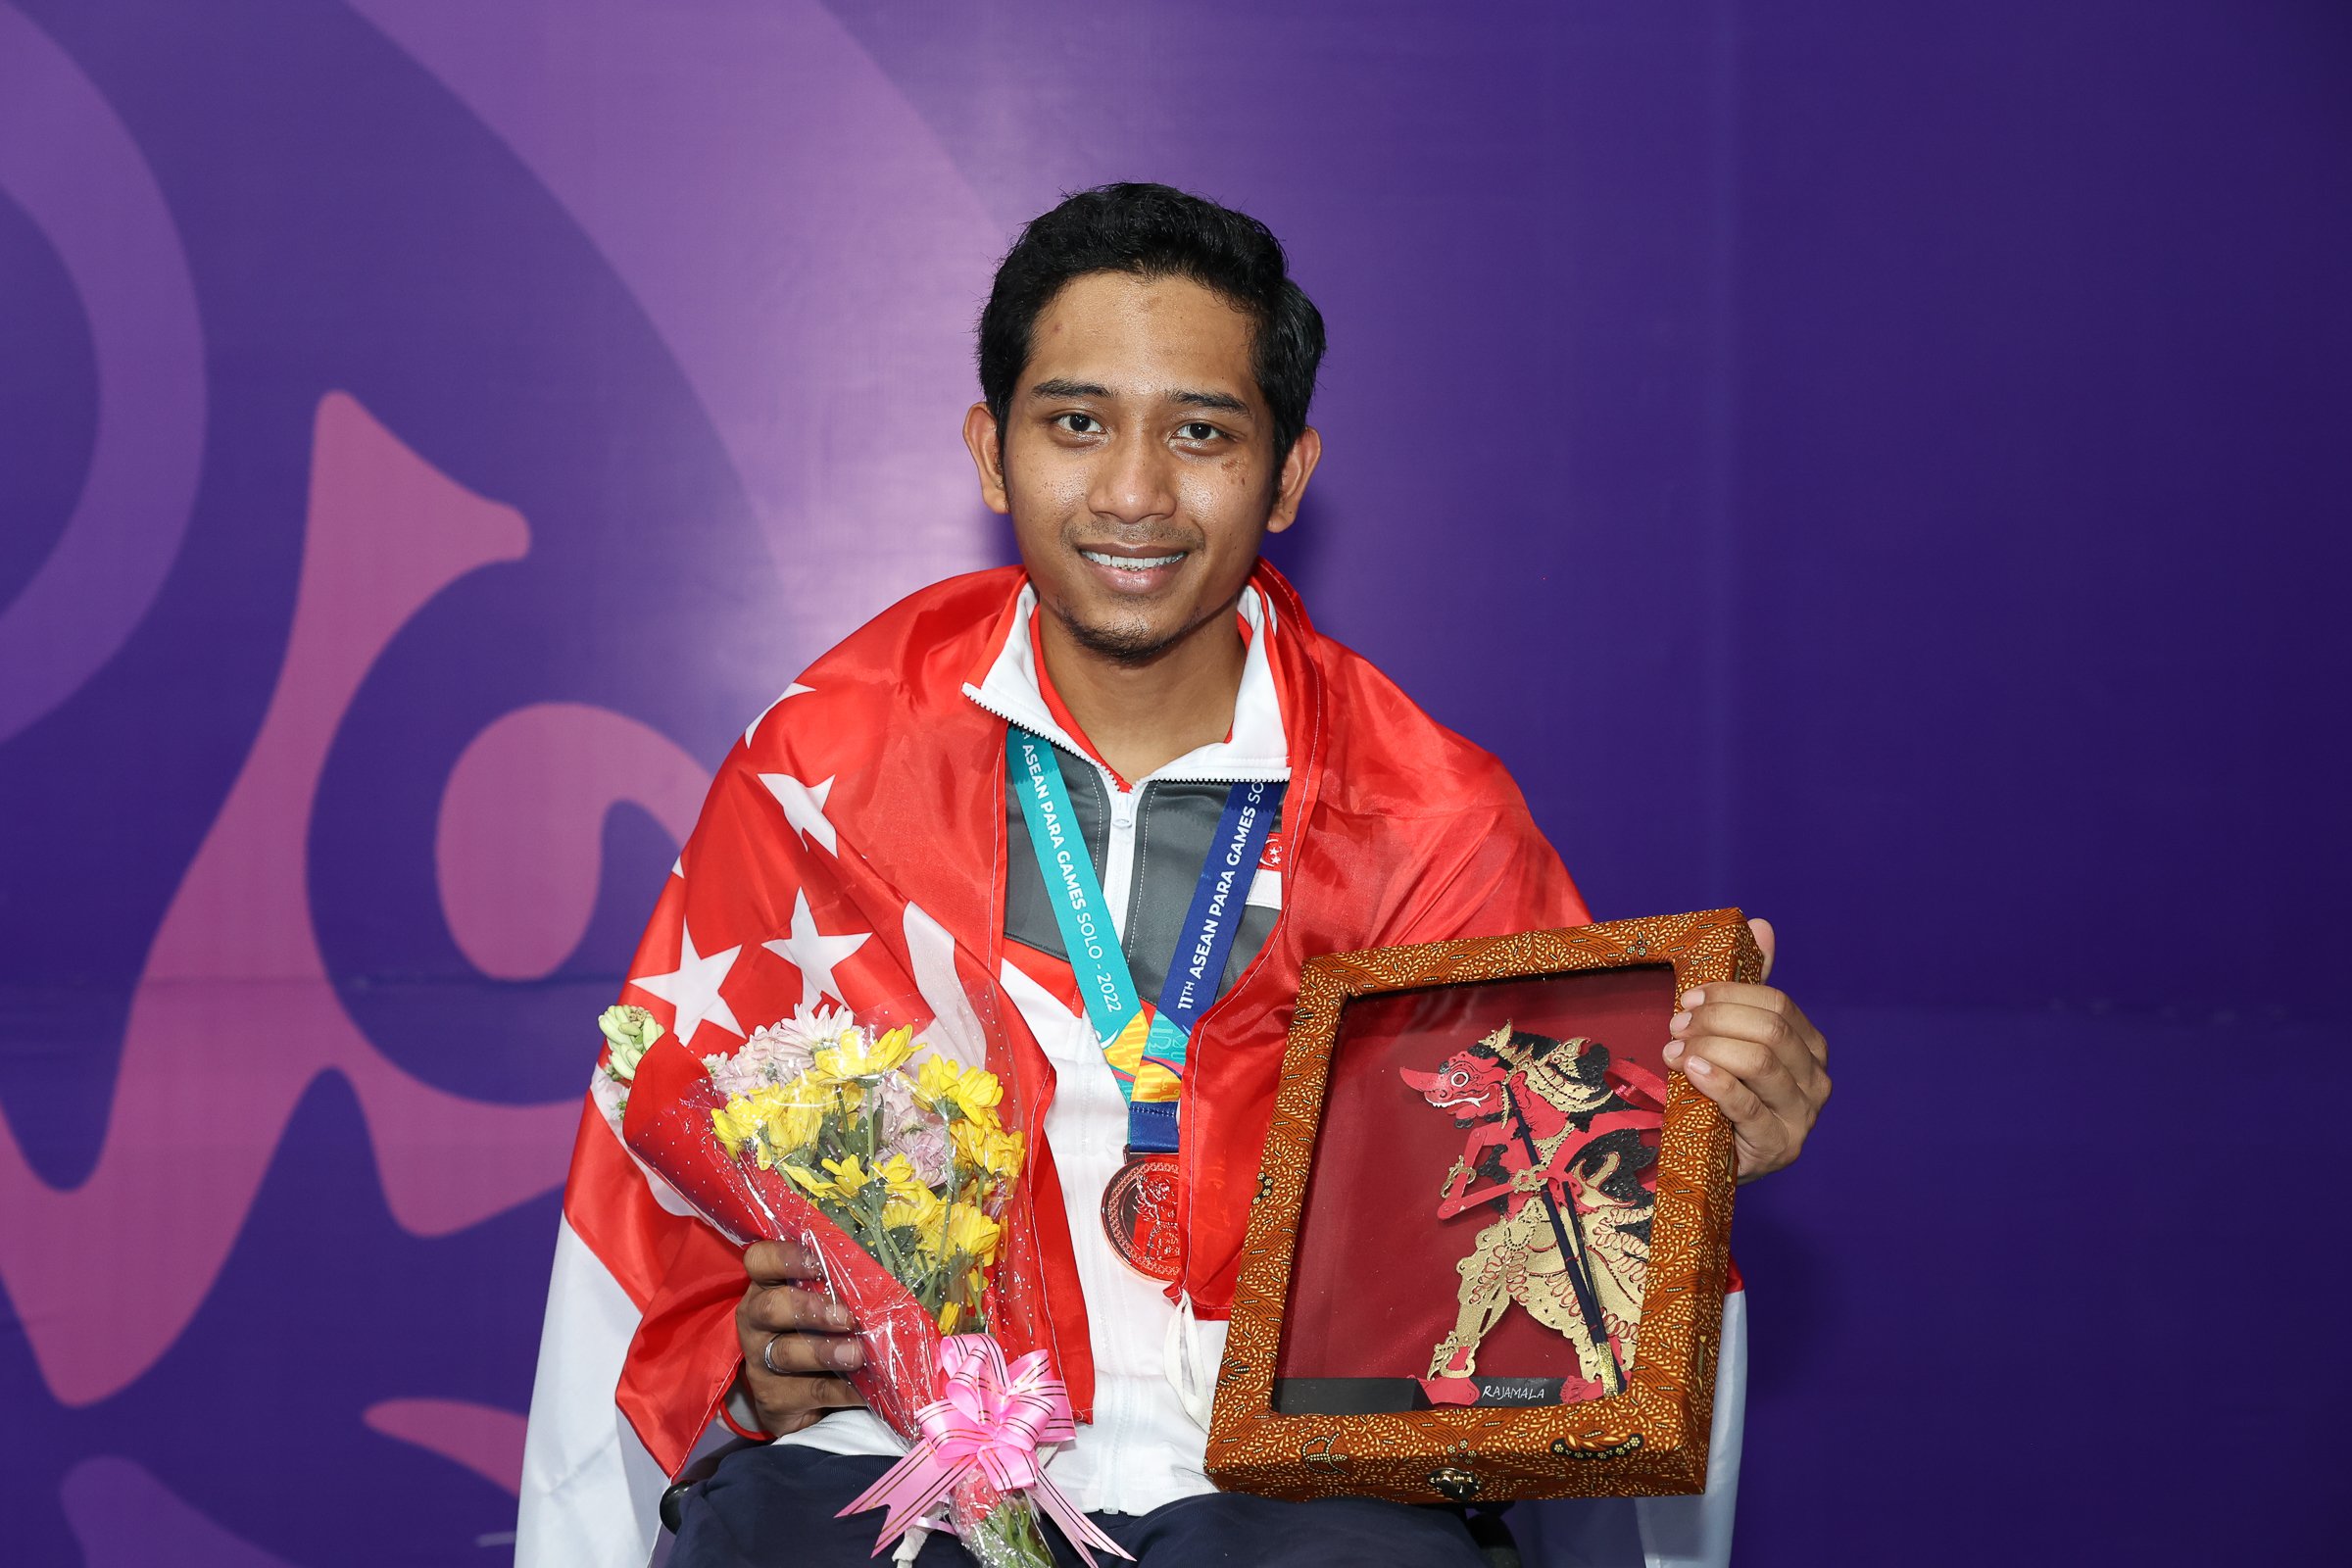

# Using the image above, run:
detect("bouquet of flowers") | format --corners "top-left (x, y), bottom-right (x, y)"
top-left (596, 1002), bottom-right (1122, 1568)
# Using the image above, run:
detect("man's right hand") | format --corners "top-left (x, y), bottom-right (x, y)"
top-left (735, 1240), bottom-right (867, 1436)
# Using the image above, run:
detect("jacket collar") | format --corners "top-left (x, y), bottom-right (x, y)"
top-left (961, 578), bottom-right (1292, 785)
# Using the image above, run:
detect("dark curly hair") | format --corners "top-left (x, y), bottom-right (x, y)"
top-left (977, 182), bottom-right (1326, 465)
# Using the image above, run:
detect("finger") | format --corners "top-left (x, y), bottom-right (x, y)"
top-left (743, 1285), bottom-right (858, 1336)
top-left (1670, 1003), bottom-right (1823, 1094)
top-left (1747, 917), bottom-right (1776, 984)
top-left (1675, 981), bottom-right (1789, 1014)
top-left (1672, 1000), bottom-right (1789, 1049)
top-left (1676, 1049), bottom-right (1768, 1129)
top-left (750, 1374), bottom-right (866, 1435)
top-left (742, 1239), bottom-right (823, 1285)
top-left (749, 1371), bottom-right (864, 1410)
top-left (1676, 985), bottom-right (1827, 1067)
top-left (1675, 1034), bottom-right (1815, 1124)
top-left (748, 1329), bottom-right (867, 1376)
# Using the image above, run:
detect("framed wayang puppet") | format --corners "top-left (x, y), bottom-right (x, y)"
top-left (1204, 908), bottom-right (1762, 1504)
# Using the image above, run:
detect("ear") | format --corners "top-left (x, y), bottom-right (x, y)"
top-left (1263, 425), bottom-right (1323, 535)
top-left (962, 402), bottom-right (1010, 514)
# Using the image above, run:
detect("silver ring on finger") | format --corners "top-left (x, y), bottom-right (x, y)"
top-left (761, 1332), bottom-right (788, 1378)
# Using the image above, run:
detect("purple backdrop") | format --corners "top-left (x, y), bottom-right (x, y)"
top-left (4, 2), bottom-right (2345, 1563)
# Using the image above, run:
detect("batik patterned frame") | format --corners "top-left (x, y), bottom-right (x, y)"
top-left (1204, 907), bottom-right (1762, 1503)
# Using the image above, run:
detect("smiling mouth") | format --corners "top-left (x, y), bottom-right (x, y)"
top-left (1079, 548), bottom-right (1187, 570)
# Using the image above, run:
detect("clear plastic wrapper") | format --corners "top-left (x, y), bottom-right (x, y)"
top-left (603, 1004), bottom-right (1116, 1567)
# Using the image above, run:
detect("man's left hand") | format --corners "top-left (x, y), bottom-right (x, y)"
top-left (1663, 917), bottom-right (1830, 1183)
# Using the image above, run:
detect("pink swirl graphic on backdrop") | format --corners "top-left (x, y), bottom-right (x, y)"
top-left (0, 392), bottom-right (673, 1405)
top-left (0, 2), bottom-right (207, 743)
top-left (438, 703), bottom-right (707, 981)
top-left (364, 1398), bottom-right (530, 1494)
top-left (352, 0), bottom-right (1006, 679)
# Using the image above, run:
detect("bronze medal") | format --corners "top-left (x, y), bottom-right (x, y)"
top-left (1100, 1152), bottom-right (1183, 1281)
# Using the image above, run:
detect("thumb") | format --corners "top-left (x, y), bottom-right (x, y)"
top-left (1747, 916), bottom-right (1776, 983)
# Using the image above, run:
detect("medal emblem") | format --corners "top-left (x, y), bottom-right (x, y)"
top-left (1100, 1152), bottom-right (1182, 1281)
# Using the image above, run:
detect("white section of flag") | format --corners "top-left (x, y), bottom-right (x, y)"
top-left (905, 901), bottom-right (989, 1070)
top-left (514, 1218), bottom-right (670, 1568)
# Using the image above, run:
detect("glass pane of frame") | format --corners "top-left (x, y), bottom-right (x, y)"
top-left (1272, 964), bottom-right (1676, 1414)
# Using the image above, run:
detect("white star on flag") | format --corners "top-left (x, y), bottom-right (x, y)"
top-left (763, 892), bottom-right (869, 1010)
top-left (628, 919), bottom-right (745, 1047)
top-left (744, 683), bottom-right (813, 747)
top-left (760, 772), bottom-right (837, 856)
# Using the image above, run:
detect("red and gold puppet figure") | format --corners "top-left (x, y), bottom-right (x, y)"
top-left (1401, 1024), bottom-right (1667, 1401)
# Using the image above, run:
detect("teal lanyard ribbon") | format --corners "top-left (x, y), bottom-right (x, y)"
top-left (1006, 727), bottom-right (1283, 1153)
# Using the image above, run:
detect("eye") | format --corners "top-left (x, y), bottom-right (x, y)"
top-left (1175, 420), bottom-right (1222, 443)
top-left (1054, 413), bottom-right (1102, 435)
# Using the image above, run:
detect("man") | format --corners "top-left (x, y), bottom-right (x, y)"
top-left (517, 183), bottom-right (1830, 1568)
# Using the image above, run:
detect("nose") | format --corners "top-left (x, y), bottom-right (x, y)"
top-left (1087, 424), bottom-right (1178, 529)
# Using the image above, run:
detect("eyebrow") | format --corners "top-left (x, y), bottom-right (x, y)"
top-left (1170, 388), bottom-right (1250, 415)
top-left (1026, 377), bottom-right (1251, 416)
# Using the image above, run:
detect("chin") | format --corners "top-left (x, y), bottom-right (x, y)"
top-left (1057, 602), bottom-right (1185, 665)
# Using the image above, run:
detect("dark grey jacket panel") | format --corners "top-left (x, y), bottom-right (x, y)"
top-left (1004, 745), bottom-right (1280, 1006)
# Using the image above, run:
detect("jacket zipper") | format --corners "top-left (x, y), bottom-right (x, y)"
top-left (963, 677), bottom-right (1304, 1308)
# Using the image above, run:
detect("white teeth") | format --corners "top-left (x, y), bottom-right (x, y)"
top-left (1081, 550), bottom-right (1183, 569)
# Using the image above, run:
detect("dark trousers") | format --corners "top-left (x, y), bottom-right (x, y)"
top-left (670, 1446), bottom-right (1492, 1568)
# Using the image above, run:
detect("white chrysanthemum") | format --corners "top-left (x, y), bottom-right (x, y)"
top-left (884, 1125), bottom-right (953, 1189)
top-left (870, 1068), bottom-right (952, 1187)
top-left (702, 1002), bottom-right (851, 1098)
top-left (770, 1002), bottom-right (859, 1053)
top-left (873, 1069), bottom-right (927, 1143)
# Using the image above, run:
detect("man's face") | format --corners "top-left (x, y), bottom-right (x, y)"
top-left (963, 270), bottom-right (1319, 663)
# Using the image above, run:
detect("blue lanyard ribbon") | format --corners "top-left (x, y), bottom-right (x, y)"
top-left (1007, 727), bottom-right (1284, 1153)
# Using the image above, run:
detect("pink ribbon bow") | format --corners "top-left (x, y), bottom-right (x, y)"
top-left (839, 1335), bottom-right (1132, 1563)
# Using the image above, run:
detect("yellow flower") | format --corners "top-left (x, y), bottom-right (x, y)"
top-left (711, 1103), bottom-right (751, 1158)
top-left (718, 1080), bottom-right (826, 1165)
top-left (914, 1055), bottom-right (963, 1107)
top-left (754, 1079), bottom-right (827, 1153)
top-left (945, 1202), bottom-right (1002, 1267)
top-left (771, 1102), bottom-right (825, 1152)
top-left (812, 1024), bottom-right (917, 1082)
top-left (948, 1121), bottom-right (1021, 1183)
top-left (782, 1163), bottom-right (836, 1198)
top-left (874, 1153), bottom-right (924, 1200)
top-left (938, 1299), bottom-right (962, 1333)
top-left (882, 1184), bottom-right (946, 1248)
top-left (821, 1154), bottom-right (874, 1198)
top-left (980, 1127), bottom-right (1024, 1183)
top-left (949, 1065), bottom-right (1004, 1128)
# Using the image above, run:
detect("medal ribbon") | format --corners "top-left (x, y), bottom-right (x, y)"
top-left (1007, 728), bottom-right (1284, 1154)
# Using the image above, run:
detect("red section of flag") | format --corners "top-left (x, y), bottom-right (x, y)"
top-left (558, 562), bottom-right (1593, 1474)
